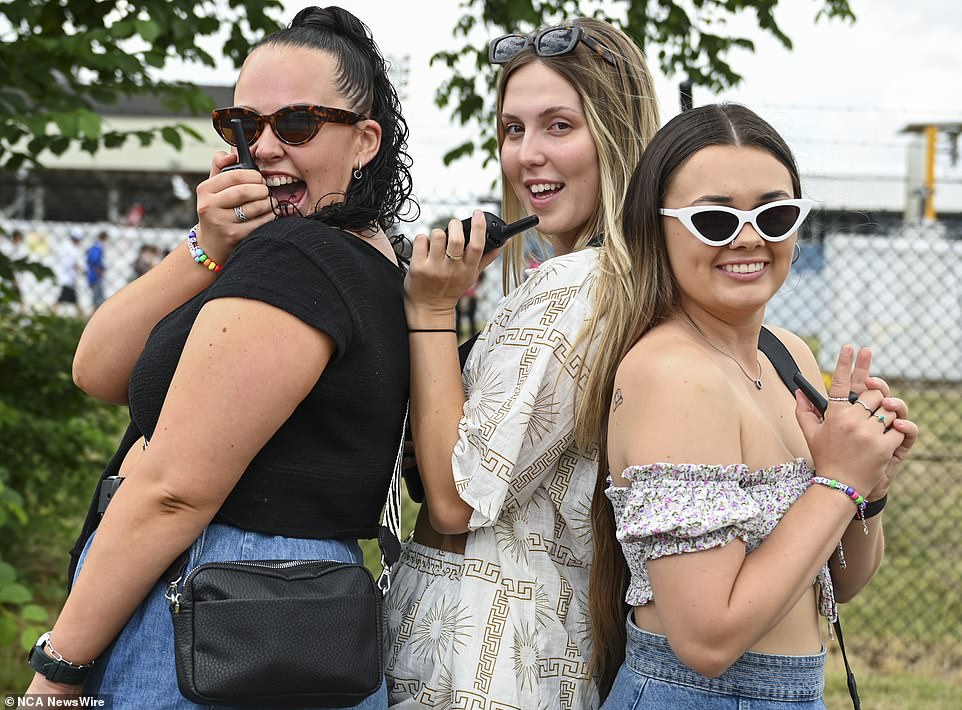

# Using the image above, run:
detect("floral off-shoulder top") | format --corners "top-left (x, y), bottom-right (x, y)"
top-left (605, 458), bottom-right (837, 622)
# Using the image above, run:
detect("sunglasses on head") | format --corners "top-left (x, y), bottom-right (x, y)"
top-left (489, 25), bottom-right (617, 67)
top-left (212, 104), bottom-right (367, 147)
top-left (660, 199), bottom-right (815, 246)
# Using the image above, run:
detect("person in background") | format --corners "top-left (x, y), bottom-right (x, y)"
top-left (385, 18), bottom-right (659, 709)
top-left (26, 6), bottom-right (414, 708)
top-left (52, 228), bottom-right (84, 317)
top-left (85, 231), bottom-right (109, 310)
top-left (589, 104), bottom-right (918, 707)
top-left (131, 243), bottom-right (162, 281)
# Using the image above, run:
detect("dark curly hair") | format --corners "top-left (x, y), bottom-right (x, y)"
top-left (256, 6), bottom-right (417, 233)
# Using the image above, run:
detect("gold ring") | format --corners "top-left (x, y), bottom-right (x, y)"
top-left (445, 252), bottom-right (463, 261)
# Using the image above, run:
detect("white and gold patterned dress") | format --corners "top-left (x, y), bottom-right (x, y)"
top-left (385, 248), bottom-right (601, 709)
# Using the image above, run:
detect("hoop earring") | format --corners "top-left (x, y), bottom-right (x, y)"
top-left (792, 242), bottom-right (801, 264)
top-left (353, 162), bottom-right (363, 181)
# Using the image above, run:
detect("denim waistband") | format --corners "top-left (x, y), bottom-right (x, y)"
top-left (625, 617), bottom-right (825, 702)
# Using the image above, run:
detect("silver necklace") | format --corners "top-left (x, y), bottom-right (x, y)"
top-left (681, 314), bottom-right (763, 390)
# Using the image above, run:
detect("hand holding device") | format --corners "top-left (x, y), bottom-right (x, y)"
top-left (220, 118), bottom-right (259, 173)
top-left (448, 212), bottom-right (539, 254)
top-left (793, 373), bottom-right (829, 416)
top-left (794, 373), bottom-right (860, 417)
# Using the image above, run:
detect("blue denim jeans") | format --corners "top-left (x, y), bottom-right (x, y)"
top-left (601, 616), bottom-right (826, 709)
top-left (76, 522), bottom-right (387, 710)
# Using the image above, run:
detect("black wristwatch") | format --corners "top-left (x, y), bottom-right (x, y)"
top-left (27, 631), bottom-right (93, 685)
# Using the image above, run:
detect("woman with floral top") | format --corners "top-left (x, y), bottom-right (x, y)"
top-left (384, 18), bottom-right (659, 709)
top-left (588, 104), bottom-right (919, 707)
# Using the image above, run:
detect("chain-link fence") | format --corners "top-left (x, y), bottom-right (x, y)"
top-left (2, 208), bottom-right (960, 681)
top-left (0, 193), bottom-right (504, 316)
top-left (776, 220), bottom-right (962, 682)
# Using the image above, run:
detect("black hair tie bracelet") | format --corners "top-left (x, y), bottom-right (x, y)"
top-left (858, 494), bottom-right (887, 520)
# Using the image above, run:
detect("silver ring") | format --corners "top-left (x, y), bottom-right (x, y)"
top-left (853, 400), bottom-right (874, 414)
top-left (876, 414), bottom-right (887, 426)
top-left (827, 396), bottom-right (851, 402)
top-left (445, 252), bottom-right (463, 261)
top-left (234, 205), bottom-right (248, 223)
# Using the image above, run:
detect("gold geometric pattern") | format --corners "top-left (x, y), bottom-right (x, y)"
top-left (385, 250), bottom-right (602, 709)
top-left (462, 556), bottom-right (502, 584)
top-left (476, 586), bottom-right (509, 694)
top-left (510, 437), bottom-right (570, 493)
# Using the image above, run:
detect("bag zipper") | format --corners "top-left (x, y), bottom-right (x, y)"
top-left (165, 559), bottom-right (348, 614)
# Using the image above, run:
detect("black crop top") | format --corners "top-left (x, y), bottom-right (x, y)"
top-left (126, 218), bottom-right (409, 539)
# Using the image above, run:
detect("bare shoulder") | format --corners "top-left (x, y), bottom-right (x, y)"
top-left (609, 322), bottom-right (742, 474)
top-left (616, 322), bottom-right (730, 399)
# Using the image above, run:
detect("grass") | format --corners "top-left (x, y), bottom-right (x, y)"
top-left (825, 651), bottom-right (962, 709)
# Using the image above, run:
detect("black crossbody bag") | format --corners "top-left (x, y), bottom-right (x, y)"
top-left (165, 406), bottom-right (408, 708)
top-left (758, 327), bottom-right (861, 710)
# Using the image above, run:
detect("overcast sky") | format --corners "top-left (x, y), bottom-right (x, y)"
top-left (162, 0), bottom-right (962, 211)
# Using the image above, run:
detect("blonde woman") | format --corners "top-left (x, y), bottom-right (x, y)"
top-left (385, 18), bottom-right (659, 709)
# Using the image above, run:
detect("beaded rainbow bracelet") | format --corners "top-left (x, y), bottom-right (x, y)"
top-left (810, 475), bottom-right (869, 533)
top-left (186, 225), bottom-right (223, 273)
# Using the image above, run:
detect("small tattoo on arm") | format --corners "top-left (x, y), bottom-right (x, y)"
top-left (612, 388), bottom-right (624, 412)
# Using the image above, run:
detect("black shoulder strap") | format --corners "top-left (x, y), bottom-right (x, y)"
top-left (758, 325), bottom-right (798, 393)
top-left (758, 325), bottom-right (828, 414)
top-left (756, 325), bottom-right (861, 710)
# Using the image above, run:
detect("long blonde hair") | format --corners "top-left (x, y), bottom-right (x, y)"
top-left (492, 18), bottom-right (660, 454)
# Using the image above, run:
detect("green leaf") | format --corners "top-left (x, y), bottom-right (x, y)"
top-left (20, 604), bottom-right (48, 623)
top-left (443, 141), bottom-right (475, 166)
top-left (0, 613), bottom-right (16, 645)
top-left (0, 582), bottom-right (31, 604)
top-left (49, 135), bottom-right (70, 155)
top-left (161, 126), bottom-right (183, 151)
top-left (21, 626), bottom-right (45, 651)
top-left (111, 19), bottom-right (136, 40)
top-left (77, 109), bottom-right (102, 139)
top-left (143, 50), bottom-right (166, 69)
top-left (0, 561), bottom-right (15, 586)
top-left (52, 111), bottom-right (80, 139)
top-left (104, 132), bottom-right (127, 148)
top-left (135, 19), bottom-right (161, 43)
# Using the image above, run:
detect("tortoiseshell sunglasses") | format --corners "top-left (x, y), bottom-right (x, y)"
top-left (212, 104), bottom-right (367, 147)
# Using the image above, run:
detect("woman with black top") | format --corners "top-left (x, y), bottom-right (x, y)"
top-left (25, 7), bottom-right (413, 708)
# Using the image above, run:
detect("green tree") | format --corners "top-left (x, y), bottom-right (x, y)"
top-left (432, 0), bottom-right (855, 165)
top-left (0, 245), bottom-right (123, 666)
top-left (0, 0), bottom-right (284, 171)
